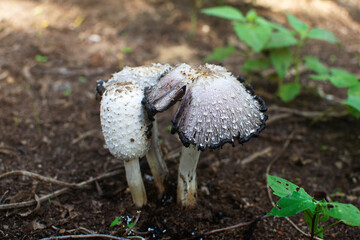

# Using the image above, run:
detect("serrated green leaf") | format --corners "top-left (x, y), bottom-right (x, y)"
top-left (242, 57), bottom-right (271, 72)
top-left (304, 56), bottom-right (328, 74)
top-left (201, 6), bottom-right (245, 21)
top-left (110, 217), bottom-right (120, 227)
top-left (286, 14), bottom-right (308, 38)
top-left (307, 28), bottom-right (338, 44)
top-left (267, 175), bottom-right (311, 198)
top-left (279, 82), bottom-right (301, 102)
top-left (308, 74), bottom-right (330, 81)
top-left (329, 68), bottom-right (358, 88)
top-left (204, 46), bottom-right (236, 62)
top-left (268, 191), bottom-right (315, 217)
top-left (327, 202), bottom-right (360, 226)
top-left (270, 47), bottom-right (293, 79)
top-left (265, 31), bottom-right (298, 48)
top-left (234, 22), bottom-right (272, 53)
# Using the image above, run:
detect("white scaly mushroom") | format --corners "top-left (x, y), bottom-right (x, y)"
top-left (100, 82), bottom-right (150, 207)
top-left (143, 63), bottom-right (268, 208)
top-left (99, 63), bottom-right (172, 197)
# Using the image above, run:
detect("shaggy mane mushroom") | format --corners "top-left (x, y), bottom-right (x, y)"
top-left (143, 63), bottom-right (268, 207)
top-left (98, 63), bottom-right (172, 207)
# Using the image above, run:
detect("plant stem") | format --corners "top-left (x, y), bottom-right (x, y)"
top-left (314, 220), bottom-right (342, 236)
top-left (146, 117), bottom-right (168, 197)
top-left (310, 212), bottom-right (317, 240)
top-left (124, 159), bottom-right (147, 208)
top-left (294, 39), bottom-right (305, 84)
top-left (177, 145), bottom-right (201, 208)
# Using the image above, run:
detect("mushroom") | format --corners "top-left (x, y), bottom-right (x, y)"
top-left (143, 63), bottom-right (268, 207)
top-left (100, 82), bottom-right (150, 207)
top-left (104, 63), bottom-right (172, 196)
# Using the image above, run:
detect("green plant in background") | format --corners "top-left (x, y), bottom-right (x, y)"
top-left (305, 56), bottom-right (360, 117)
top-left (267, 175), bottom-right (360, 239)
top-left (201, 6), bottom-right (339, 102)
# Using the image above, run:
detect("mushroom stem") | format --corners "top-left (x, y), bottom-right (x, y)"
top-left (146, 117), bottom-right (168, 197)
top-left (177, 145), bottom-right (201, 208)
top-left (124, 159), bottom-right (147, 207)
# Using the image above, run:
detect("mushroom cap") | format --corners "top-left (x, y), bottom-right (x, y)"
top-left (100, 82), bottom-right (151, 160)
top-left (107, 63), bottom-right (172, 89)
top-left (144, 63), bottom-right (268, 150)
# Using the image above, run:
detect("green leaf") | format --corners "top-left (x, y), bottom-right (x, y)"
top-left (304, 56), bottom-right (328, 74)
top-left (242, 57), bottom-right (271, 72)
top-left (278, 82), bottom-right (301, 102)
top-left (308, 74), bottom-right (330, 81)
top-left (110, 217), bottom-right (120, 227)
top-left (308, 28), bottom-right (338, 44)
top-left (265, 31), bottom-right (298, 48)
top-left (346, 84), bottom-right (360, 113)
top-left (286, 14), bottom-right (308, 38)
top-left (347, 106), bottom-right (360, 118)
top-left (329, 68), bottom-right (358, 88)
top-left (121, 46), bottom-right (132, 53)
top-left (344, 95), bottom-right (360, 112)
top-left (201, 6), bottom-right (245, 21)
top-left (256, 17), bottom-right (288, 32)
top-left (246, 9), bottom-right (257, 21)
top-left (268, 191), bottom-right (315, 217)
top-left (327, 202), bottom-right (360, 226)
top-left (63, 87), bottom-right (72, 97)
top-left (204, 46), bottom-right (236, 62)
top-left (267, 175), bottom-right (310, 198)
top-left (270, 47), bottom-right (293, 79)
top-left (79, 76), bottom-right (87, 83)
top-left (35, 54), bottom-right (48, 63)
top-left (234, 22), bottom-right (272, 53)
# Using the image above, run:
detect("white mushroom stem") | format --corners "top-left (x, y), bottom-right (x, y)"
top-left (124, 159), bottom-right (147, 208)
top-left (146, 117), bottom-right (168, 197)
top-left (177, 145), bottom-right (201, 208)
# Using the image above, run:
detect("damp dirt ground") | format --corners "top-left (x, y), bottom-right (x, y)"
top-left (1, 0), bottom-right (360, 239)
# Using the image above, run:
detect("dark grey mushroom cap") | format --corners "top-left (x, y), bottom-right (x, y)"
top-left (144, 64), bottom-right (268, 150)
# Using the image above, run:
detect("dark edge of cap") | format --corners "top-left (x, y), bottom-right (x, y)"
top-left (172, 93), bottom-right (268, 151)
top-left (96, 80), bottom-right (106, 100)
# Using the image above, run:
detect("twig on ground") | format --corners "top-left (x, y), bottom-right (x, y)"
top-left (0, 170), bottom-right (121, 210)
top-left (0, 190), bottom-right (10, 203)
top-left (269, 105), bottom-right (348, 120)
top-left (0, 170), bottom-right (90, 189)
top-left (18, 194), bottom-right (41, 217)
top-left (34, 67), bottom-right (112, 77)
top-left (71, 129), bottom-right (102, 145)
top-left (40, 234), bottom-right (131, 240)
top-left (124, 211), bottom-right (141, 236)
top-left (265, 129), bottom-right (322, 240)
top-left (0, 146), bottom-right (20, 160)
top-left (238, 147), bottom-right (272, 165)
top-left (183, 216), bottom-right (268, 240)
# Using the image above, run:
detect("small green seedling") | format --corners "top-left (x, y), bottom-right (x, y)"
top-left (110, 215), bottom-right (135, 235)
top-left (267, 174), bottom-right (360, 239)
top-left (35, 54), bottom-right (48, 63)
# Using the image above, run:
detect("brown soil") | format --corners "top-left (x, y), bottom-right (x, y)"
top-left (1, 0), bottom-right (360, 239)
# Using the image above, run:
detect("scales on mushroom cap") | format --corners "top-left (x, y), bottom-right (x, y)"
top-left (144, 63), bottom-right (268, 151)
